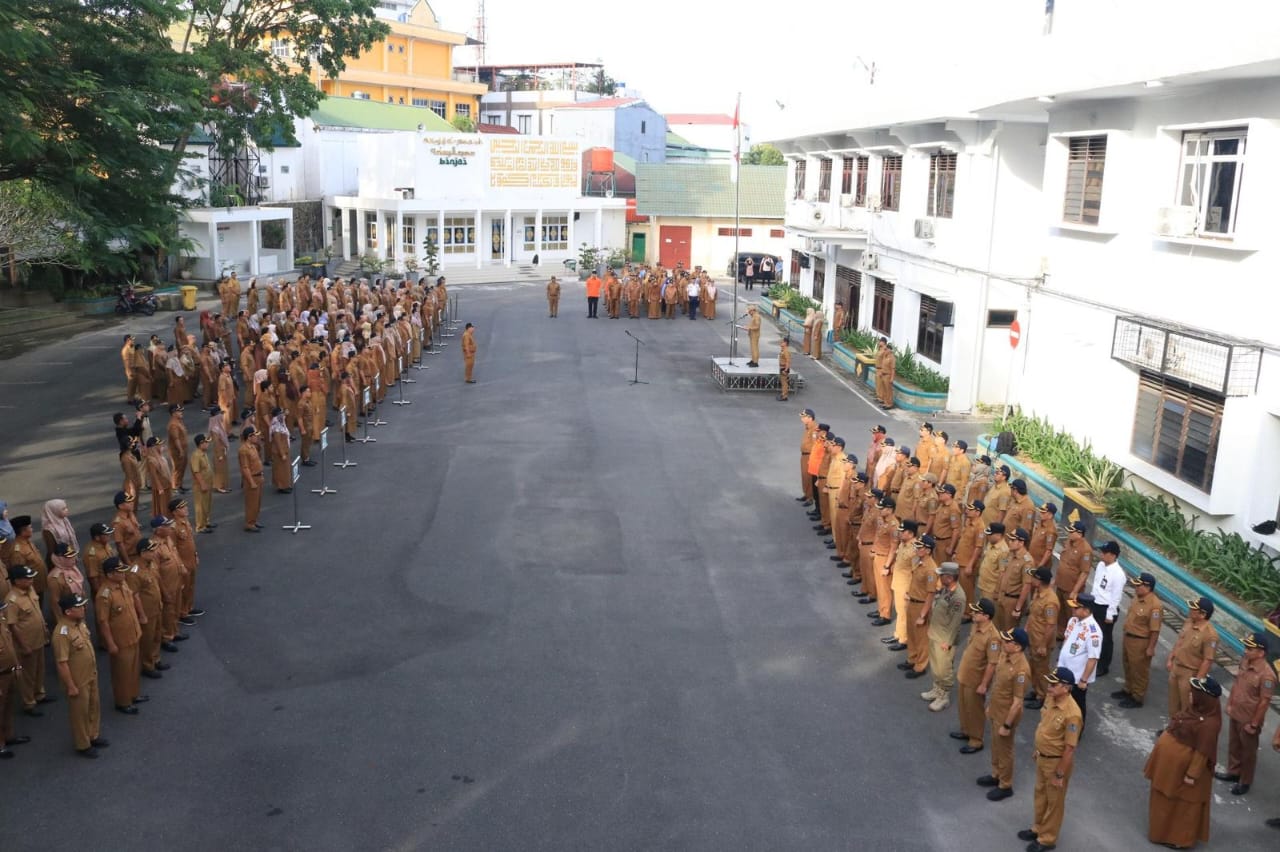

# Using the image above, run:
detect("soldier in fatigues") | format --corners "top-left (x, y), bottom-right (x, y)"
top-left (95, 557), bottom-right (146, 714)
top-left (1165, 596), bottom-right (1218, 718)
top-left (51, 593), bottom-right (108, 757)
top-left (1214, 631), bottom-right (1274, 796)
top-left (979, 627), bottom-right (1031, 801)
top-left (920, 561), bottom-right (966, 712)
top-left (1022, 567), bottom-right (1059, 710)
top-left (1020, 668), bottom-right (1083, 852)
top-left (952, 598), bottom-right (1000, 754)
top-left (1113, 572), bottom-right (1161, 709)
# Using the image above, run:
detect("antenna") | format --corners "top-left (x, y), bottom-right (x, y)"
top-left (474, 0), bottom-right (486, 69)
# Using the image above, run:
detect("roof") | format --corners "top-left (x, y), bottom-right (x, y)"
top-left (477, 123), bottom-right (520, 134)
top-left (309, 97), bottom-right (455, 133)
top-left (635, 163), bottom-right (785, 219)
top-left (555, 97), bottom-right (641, 110)
top-left (666, 113), bottom-right (735, 126)
top-left (612, 151), bottom-right (637, 175)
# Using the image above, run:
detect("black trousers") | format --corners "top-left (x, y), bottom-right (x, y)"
top-left (587, 296), bottom-right (599, 317)
top-left (1089, 603), bottom-right (1115, 676)
top-left (1071, 683), bottom-right (1089, 731)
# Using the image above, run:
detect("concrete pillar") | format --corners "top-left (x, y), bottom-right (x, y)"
top-left (504, 209), bottom-right (512, 267)
top-left (593, 206), bottom-right (603, 251)
top-left (284, 216), bottom-right (295, 271)
top-left (566, 208), bottom-right (575, 259)
top-left (535, 208), bottom-right (543, 257)
top-left (249, 218), bottom-right (260, 275)
top-left (437, 210), bottom-right (445, 269)
top-left (394, 208), bottom-right (404, 273)
top-left (208, 220), bottom-right (219, 280)
top-left (474, 208), bottom-right (482, 269)
top-left (356, 209), bottom-right (367, 259)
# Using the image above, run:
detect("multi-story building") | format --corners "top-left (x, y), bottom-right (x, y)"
top-left (665, 114), bottom-right (748, 162)
top-left (771, 7), bottom-right (1280, 541)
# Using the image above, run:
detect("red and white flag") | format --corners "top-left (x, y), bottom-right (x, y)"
top-left (730, 94), bottom-right (741, 184)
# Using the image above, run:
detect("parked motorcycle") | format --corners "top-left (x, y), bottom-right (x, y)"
top-left (115, 285), bottom-right (157, 316)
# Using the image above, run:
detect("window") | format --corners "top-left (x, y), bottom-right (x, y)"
top-left (484, 113), bottom-right (503, 124)
top-left (812, 259), bottom-right (826, 302)
top-left (855, 156), bottom-right (869, 206)
top-left (442, 216), bottom-right (476, 254)
top-left (987, 310), bottom-right (1017, 328)
top-left (817, 158), bottom-right (832, 203)
top-left (917, 295), bottom-right (944, 362)
top-left (398, 45), bottom-right (405, 54)
top-left (427, 100), bottom-right (446, 118)
top-left (455, 103), bottom-right (471, 118)
top-left (365, 212), bottom-right (378, 249)
top-left (1178, 127), bottom-right (1247, 236)
top-left (927, 152), bottom-right (957, 218)
top-left (789, 250), bottom-right (802, 288)
top-left (271, 38), bottom-right (292, 59)
top-left (1063, 135), bottom-right (1106, 225)
top-left (412, 97), bottom-right (428, 108)
top-left (1131, 372), bottom-right (1223, 491)
top-left (880, 155), bottom-right (902, 211)
top-left (716, 227), bottom-right (753, 237)
top-left (836, 265), bottom-right (861, 330)
top-left (841, 156), bottom-right (854, 195)
top-left (641, 120), bottom-right (647, 134)
top-left (522, 215), bottom-right (568, 251)
top-left (793, 160), bottom-right (807, 200)
top-left (517, 114), bottom-right (531, 134)
top-left (770, 228), bottom-right (785, 238)
top-left (872, 279), bottom-right (894, 334)
top-left (421, 226), bottom-right (438, 251)
top-left (388, 43), bottom-right (395, 52)
top-left (352, 91), bottom-right (371, 101)
top-left (402, 222), bottom-right (416, 257)
top-left (387, 96), bottom-right (395, 103)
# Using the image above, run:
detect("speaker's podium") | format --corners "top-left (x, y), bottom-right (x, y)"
top-left (710, 357), bottom-right (805, 392)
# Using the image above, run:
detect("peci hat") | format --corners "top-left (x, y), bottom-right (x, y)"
top-left (969, 598), bottom-right (996, 618)
top-left (936, 562), bottom-right (960, 576)
top-left (1190, 676), bottom-right (1223, 698)
top-left (10, 515), bottom-right (31, 531)
top-left (1189, 596), bottom-right (1215, 617)
top-left (1130, 572), bottom-right (1157, 589)
top-left (1046, 666), bottom-right (1076, 686)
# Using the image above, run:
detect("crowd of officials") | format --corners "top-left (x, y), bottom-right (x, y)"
top-left (795, 411), bottom-right (1279, 850)
top-left (1, 272), bottom-right (454, 760)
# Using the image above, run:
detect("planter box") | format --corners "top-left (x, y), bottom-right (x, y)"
top-left (980, 434), bottom-right (1262, 657)
top-left (1061, 486), bottom-right (1107, 542)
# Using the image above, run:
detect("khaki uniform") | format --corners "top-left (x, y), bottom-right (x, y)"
top-left (167, 418), bottom-right (189, 491)
top-left (854, 501), bottom-right (880, 598)
top-left (1167, 620), bottom-right (1219, 717)
top-left (0, 608), bottom-right (20, 744)
top-left (172, 517), bottom-right (199, 615)
top-left (95, 581), bottom-right (142, 708)
top-left (906, 553), bottom-right (938, 671)
top-left (546, 280), bottom-right (561, 317)
top-left (745, 312), bottom-right (761, 363)
top-left (1025, 584), bottom-right (1059, 699)
top-left (945, 453), bottom-right (971, 494)
top-left (1032, 694), bottom-right (1083, 846)
top-left (52, 618), bottom-right (100, 750)
top-left (11, 538), bottom-right (48, 596)
top-left (778, 345), bottom-right (792, 399)
top-left (5, 587), bottom-right (47, 708)
top-left (996, 549), bottom-right (1033, 631)
top-left (977, 538), bottom-right (1010, 605)
top-left (190, 445), bottom-right (213, 530)
top-left (871, 515), bottom-right (898, 619)
top-left (1120, 592), bottom-right (1161, 702)
top-left (1055, 537), bottom-right (1093, 634)
top-left (83, 541), bottom-right (117, 596)
top-left (239, 441), bottom-right (264, 528)
top-left (988, 649), bottom-right (1031, 790)
top-left (461, 326), bottom-right (477, 382)
top-left (1224, 657), bottom-right (1276, 785)
top-left (930, 499), bottom-right (962, 562)
top-left (890, 542), bottom-right (915, 644)
top-left (800, 424), bottom-right (817, 500)
top-left (129, 559), bottom-right (163, 672)
top-left (896, 471), bottom-right (920, 523)
top-left (824, 456), bottom-right (846, 551)
top-left (982, 481), bottom-right (1011, 525)
top-left (953, 517), bottom-right (984, 606)
top-left (842, 490), bottom-right (865, 569)
top-left (154, 538), bottom-right (186, 641)
top-left (1029, 517), bottom-right (1058, 568)
top-left (112, 510), bottom-right (142, 561)
top-left (927, 584), bottom-right (967, 694)
top-left (956, 620), bottom-right (1001, 747)
top-left (1003, 493), bottom-right (1035, 536)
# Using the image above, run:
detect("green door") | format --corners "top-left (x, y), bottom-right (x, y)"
top-left (631, 232), bottom-right (646, 263)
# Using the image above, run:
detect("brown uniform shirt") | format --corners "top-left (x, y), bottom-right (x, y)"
top-left (931, 500), bottom-right (962, 542)
top-left (1034, 694), bottom-right (1083, 756)
top-left (1003, 494), bottom-right (1035, 536)
top-left (856, 497), bottom-right (879, 543)
top-left (0, 607), bottom-right (19, 669)
top-left (1029, 517), bottom-right (1058, 567)
top-left (998, 550), bottom-right (1033, 600)
top-left (5, 587), bottom-right (47, 652)
top-left (978, 539), bottom-right (1010, 600)
top-left (83, 541), bottom-right (118, 592)
top-left (1056, 537), bottom-right (1093, 594)
top-left (51, 619), bottom-right (96, 687)
top-left (1226, 657), bottom-right (1276, 724)
top-left (95, 582), bottom-right (142, 648)
top-left (112, 511), bottom-right (142, 560)
top-left (872, 514), bottom-right (899, 558)
top-left (11, 539), bottom-right (47, 594)
top-left (896, 471), bottom-right (920, 520)
top-left (953, 517), bottom-right (984, 568)
top-left (1121, 593), bottom-right (1161, 640)
top-left (982, 482), bottom-right (1011, 525)
top-left (1170, 621), bottom-right (1219, 673)
top-left (945, 453), bottom-right (971, 493)
top-left (908, 554), bottom-right (938, 601)
top-left (1025, 584), bottom-right (1060, 654)
top-left (988, 650), bottom-right (1032, 720)
top-left (958, 620), bottom-right (1002, 687)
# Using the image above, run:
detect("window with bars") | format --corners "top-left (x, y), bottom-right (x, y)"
top-left (1178, 127), bottom-right (1247, 236)
top-left (365, 212), bottom-right (378, 248)
top-left (872, 280), bottom-right (894, 334)
top-left (813, 258), bottom-right (826, 302)
top-left (880, 155), bottom-right (903, 211)
top-left (917, 295), bottom-right (944, 362)
top-left (927, 152), bottom-right (957, 218)
top-left (841, 157), bottom-right (854, 195)
top-left (836, 265), bottom-right (861, 330)
top-left (271, 38), bottom-right (292, 59)
top-left (427, 100), bottom-right (446, 118)
top-left (455, 104), bottom-right (471, 118)
top-left (716, 227), bottom-right (753, 237)
top-left (789, 250), bottom-right (802, 288)
top-left (855, 157), bottom-right (869, 206)
top-left (1130, 372), bottom-right (1223, 492)
top-left (793, 160), bottom-right (807, 200)
top-left (1063, 135), bottom-right (1106, 225)
top-left (817, 158), bottom-right (833, 203)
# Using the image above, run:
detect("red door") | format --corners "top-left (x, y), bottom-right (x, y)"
top-left (658, 226), bottom-right (691, 269)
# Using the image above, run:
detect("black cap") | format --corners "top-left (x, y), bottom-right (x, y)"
top-left (871, 425), bottom-right (886, 434)
top-left (1190, 676), bottom-right (1222, 698)
top-left (984, 522), bottom-right (1006, 536)
top-left (800, 408), bottom-right (815, 418)
top-left (870, 488), bottom-right (885, 499)
top-left (1008, 527), bottom-right (1031, 543)
top-left (938, 483), bottom-right (956, 495)
top-left (877, 496), bottom-right (897, 510)
top-left (113, 491), bottom-right (134, 506)
top-left (979, 455), bottom-right (992, 465)
top-left (855, 472), bottom-right (868, 483)
top-left (898, 519), bottom-right (919, 534)
top-left (955, 440), bottom-right (968, 450)
top-left (967, 499), bottom-right (985, 512)
top-left (1000, 627), bottom-right (1029, 648)
top-left (1068, 520), bottom-right (1087, 534)
top-left (1189, 596), bottom-right (1214, 617)
top-left (897, 445), bottom-right (912, 457)
top-left (921, 421), bottom-right (934, 432)
top-left (1071, 592), bottom-right (1096, 608)
top-left (1039, 502), bottom-right (1058, 515)
top-left (146, 436), bottom-right (163, 447)
top-left (167, 497), bottom-right (188, 512)
top-left (58, 592), bottom-right (89, 611)
top-left (1029, 566), bottom-right (1053, 583)
top-left (168, 403), bottom-right (184, 413)
top-left (997, 465), bottom-right (1011, 477)
top-left (884, 437), bottom-right (895, 447)
top-left (1100, 541), bottom-right (1121, 556)
top-left (817, 423), bottom-right (831, 432)
top-left (916, 533), bottom-right (937, 550)
top-left (53, 542), bottom-right (78, 558)
top-left (1011, 479), bottom-right (1027, 494)
top-left (8, 564), bottom-right (37, 581)
top-left (969, 598), bottom-right (996, 618)
top-left (832, 437), bottom-right (846, 448)
top-left (89, 522), bottom-right (114, 537)
top-left (1130, 572), bottom-right (1156, 588)
top-left (908, 457), bottom-right (921, 468)
top-left (101, 557), bottom-right (124, 574)
top-left (1242, 631), bottom-right (1268, 650)
top-left (1046, 667), bottom-right (1076, 686)
top-left (138, 537), bottom-right (156, 552)
top-left (242, 426), bottom-right (257, 439)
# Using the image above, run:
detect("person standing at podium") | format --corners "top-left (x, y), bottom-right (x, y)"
top-left (738, 305), bottom-right (762, 367)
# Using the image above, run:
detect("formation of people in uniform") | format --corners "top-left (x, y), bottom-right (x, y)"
top-left (792, 411), bottom-right (1279, 849)
top-left (1, 270), bottom-right (458, 759)
top-left (549, 264), bottom-right (726, 323)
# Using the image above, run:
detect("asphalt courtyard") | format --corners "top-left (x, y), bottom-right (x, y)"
top-left (0, 280), bottom-right (1275, 851)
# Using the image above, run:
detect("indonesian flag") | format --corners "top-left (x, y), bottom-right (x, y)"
top-left (730, 94), bottom-right (741, 184)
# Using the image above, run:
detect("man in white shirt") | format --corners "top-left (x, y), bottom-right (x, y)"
top-left (1088, 541), bottom-right (1126, 677)
top-left (1058, 593), bottom-right (1102, 727)
top-left (685, 279), bottom-right (701, 320)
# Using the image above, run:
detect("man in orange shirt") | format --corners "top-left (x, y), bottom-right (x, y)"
top-left (585, 271), bottom-right (602, 318)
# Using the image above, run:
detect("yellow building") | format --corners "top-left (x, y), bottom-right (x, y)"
top-left (316, 1), bottom-right (485, 121)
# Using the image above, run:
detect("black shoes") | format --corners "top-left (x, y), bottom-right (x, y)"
top-left (905, 670), bottom-right (925, 679)
top-left (5, 736), bottom-right (30, 746)
top-left (896, 662), bottom-right (912, 671)
top-left (22, 708), bottom-right (43, 718)
top-left (1118, 698), bottom-right (1143, 709)
top-left (301, 460), bottom-right (317, 467)
top-left (977, 775), bottom-right (999, 787)
top-left (1232, 783), bottom-right (1251, 796)
top-left (90, 738), bottom-right (110, 748)
top-left (949, 732), bottom-right (969, 741)
top-left (36, 696), bottom-right (55, 705)
top-left (115, 705), bottom-right (139, 715)
top-left (76, 747), bottom-right (100, 759)
top-left (887, 642), bottom-right (908, 651)
top-left (987, 787), bottom-right (1013, 801)
top-left (1111, 689), bottom-right (1131, 700)
top-left (1027, 842), bottom-right (1056, 851)
top-left (870, 618), bottom-right (891, 626)
top-left (880, 637), bottom-right (898, 644)
top-left (173, 633), bottom-right (189, 642)
top-left (154, 661), bottom-right (171, 671)
top-left (179, 616), bottom-right (197, 627)
top-left (161, 641), bottom-right (179, 652)
top-left (1017, 830), bottom-right (1038, 842)
top-left (142, 669), bottom-right (163, 679)
top-left (959, 744), bottom-right (984, 754)
top-left (188, 608), bottom-right (206, 617)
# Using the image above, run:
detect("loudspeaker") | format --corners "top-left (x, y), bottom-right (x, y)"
top-left (573, 212), bottom-right (581, 221)
top-left (935, 300), bottom-right (955, 327)
top-left (799, 254), bottom-right (810, 269)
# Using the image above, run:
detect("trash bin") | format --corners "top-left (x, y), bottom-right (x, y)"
top-left (181, 285), bottom-right (198, 310)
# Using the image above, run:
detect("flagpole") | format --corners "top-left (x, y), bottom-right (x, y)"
top-left (731, 92), bottom-right (741, 362)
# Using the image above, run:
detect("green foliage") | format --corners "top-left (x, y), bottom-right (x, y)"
top-left (578, 243), bottom-right (600, 272)
top-left (1106, 487), bottom-right (1280, 611)
top-left (839, 327), bottom-right (878, 354)
top-left (993, 410), bottom-right (1116, 491)
top-left (422, 233), bottom-right (440, 277)
top-left (360, 251), bottom-right (385, 275)
top-left (892, 346), bottom-right (950, 394)
top-left (744, 143), bottom-right (785, 166)
top-left (584, 68), bottom-right (618, 96)
top-left (450, 115), bottom-right (477, 133)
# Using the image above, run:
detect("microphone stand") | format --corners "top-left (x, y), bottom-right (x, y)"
top-left (625, 329), bottom-right (648, 385)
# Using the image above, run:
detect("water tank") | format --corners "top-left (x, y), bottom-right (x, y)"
top-left (589, 148), bottom-right (614, 173)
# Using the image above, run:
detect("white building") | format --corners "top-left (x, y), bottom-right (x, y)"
top-left (478, 89), bottom-right (600, 135)
top-left (665, 114), bottom-right (748, 161)
top-left (477, 93), bottom-right (667, 165)
top-left (771, 4), bottom-right (1280, 541)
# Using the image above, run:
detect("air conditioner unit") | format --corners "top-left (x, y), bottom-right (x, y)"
top-left (867, 194), bottom-right (882, 213)
top-left (864, 252), bottom-right (879, 271)
top-left (605, 189), bottom-right (615, 198)
top-left (811, 207), bottom-right (827, 225)
top-left (805, 238), bottom-right (826, 254)
top-left (1155, 205), bottom-right (1198, 237)
top-left (255, 175), bottom-right (270, 189)
top-left (840, 193), bottom-right (856, 208)
top-left (914, 218), bottom-right (935, 240)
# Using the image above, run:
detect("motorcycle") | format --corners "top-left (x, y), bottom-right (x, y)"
top-left (115, 285), bottom-right (158, 316)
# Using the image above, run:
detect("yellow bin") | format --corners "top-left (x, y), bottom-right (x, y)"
top-left (181, 285), bottom-right (198, 310)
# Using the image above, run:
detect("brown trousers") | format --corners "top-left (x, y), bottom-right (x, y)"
top-left (857, 546), bottom-right (876, 597)
top-left (1029, 648), bottom-right (1052, 699)
top-left (1226, 717), bottom-right (1261, 784)
top-left (957, 683), bottom-right (986, 746)
top-left (182, 567), bottom-right (198, 615)
top-left (195, 487), bottom-right (213, 531)
top-left (244, 484), bottom-right (261, 528)
top-left (141, 612), bottom-right (162, 670)
top-left (1032, 754), bottom-right (1073, 845)
top-left (17, 649), bottom-right (45, 708)
top-left (995, 595), bottom-right (1021, 632)
top-left (1123, 634), bottom-right (1153, 701)
top-left (907, 601), bottom-right (930, 670)
top-left (464, 355), bottom-right (475, 382)
top-left (989, 716), bottom-right (1018, 788)
top-left (66, 676), bottom-right (101, 750)
top-left (874, 558), bottom-right (894, 619)
top-left (0, 670), bottom-right (17, 742)
top-left (548, 296), bottom-right (559, 317)
top-left (108, 643), bottom-right (141, 707)
top-left (1168, 669), bottom-right (1193, 718)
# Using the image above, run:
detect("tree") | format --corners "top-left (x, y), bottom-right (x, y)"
top-left (744, 143), bottom-right (785, 166)
top-left (450, 115), bottom-right (477, 133)
top-left (0, 182), bottom-right (82, 268)
top-left (584, 68), bottom-right (618, 96)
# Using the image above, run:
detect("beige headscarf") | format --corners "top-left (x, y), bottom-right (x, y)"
top-left (41, 499), bottom-right (78, 551)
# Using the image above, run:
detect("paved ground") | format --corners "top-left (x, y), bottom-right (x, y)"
top-left (0, 280), bottom-right (1276, 851)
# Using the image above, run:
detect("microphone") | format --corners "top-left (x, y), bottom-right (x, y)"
top-left (625, 329), bottom-right (645, 345)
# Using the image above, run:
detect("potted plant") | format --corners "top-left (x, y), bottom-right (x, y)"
top-left (577, 243), bottom-right (600, 280)
top-left (403, 256), bottom-right (420, 279)
top-left (422, 233), bottom-right (440, 277)
top-left (360, 251), bottom-right (385, 277)
top-left (1063, 456), bottom-right (1123, 518)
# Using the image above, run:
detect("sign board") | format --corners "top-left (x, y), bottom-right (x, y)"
top-left (374, 375), bottom-right (381, 393)
top-left (1009, 319), bottom-right (1022, 350)
top-left (320, 428), bottom-right (328, 452)
top-left (362, 388), bottom-right (371, 407)
top-left (291, 457), bottom-right (301, 485)
top-left (340, 406), bottom-right (348, 429)
top-left (398, 356), bottom-right (404, 373)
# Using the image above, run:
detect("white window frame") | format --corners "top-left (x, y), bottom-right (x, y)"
top-left (517, 114), bottom-right (531, 134)
top-left (1177, 126), bottom-right (1247, 238)
top-left (428, 100), bottom-right (446, 118)
top-left (271, 38), bottom-right (292, 59)
top-left (455, 103), bottom-right (471, 119)
top-left (401, 222), bottom-right (416, 258)
top-left (442, 216), bottom-right (476, 255)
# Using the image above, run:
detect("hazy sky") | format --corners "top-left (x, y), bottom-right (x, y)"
top-left (431, 0), bottom-right (1050, 138)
